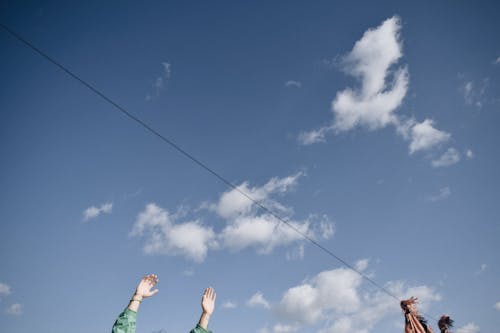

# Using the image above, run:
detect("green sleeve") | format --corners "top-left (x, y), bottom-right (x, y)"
top-left (189, 324), bottom-right (213, 333)
top-left (112, 309), bottom-right (137, 333)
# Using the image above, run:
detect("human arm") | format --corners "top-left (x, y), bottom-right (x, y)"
top-left (190, 287), bottom-right (216, 333)
top-left (127, 273), bottom-right (159, 312)
top-left (111, 274), bottom-right (159, 333)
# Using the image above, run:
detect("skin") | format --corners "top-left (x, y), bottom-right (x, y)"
top-left (198, 287), bottom-right (216, 330)
top-left (128, 274), bottom-right (159, 312)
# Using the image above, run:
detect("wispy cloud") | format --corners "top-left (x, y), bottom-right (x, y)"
top-left (146, 62), bottom-right (171, 101)
top-left (465, 148), bottom-right (474, 159)
top-left (221, 301), bottom-right (237, 309)
top-left (495, 301), bottom-right (500, 311)
top-left (355, 258), bottom-right (370, 271)
top-left (286, 244), bottom-right (305, 261)
top-left (297, 125), bottom-right (331, 145)
top-left (82, 202), bottom-right (113, 222)
top-left (456, 323), bottom-right (480, 333)
top-left (182, 268), bottom-right (195, 277)
top-left (6, 303), bottom-right (22, 316)
top-left (474, 263), bottom-right (487, 275)
top-left (460, 77), bottom-right (489, 109)
top-left (0, 282), bottom-right (11, 298)
top-left (285, 80), bottom-right (302, 88)
top-left (432, 148), bottom-right (461, 168)
top-left (299, 16), bottom-right (457, 166)
top-left (428, 187), bottom-right (451, 202)
top-left (247, 292), bottom-right (271, 309)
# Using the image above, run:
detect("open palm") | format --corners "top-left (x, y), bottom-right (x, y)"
top-left (201, 287), bottom-right (216, 315)
top-left (135, 274), bottom-right (159, 299)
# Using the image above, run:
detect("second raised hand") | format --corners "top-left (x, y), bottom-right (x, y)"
top-left (197, 287), bottom-right (216, 330)
top-left (201, 287), bottom-right (216, 315)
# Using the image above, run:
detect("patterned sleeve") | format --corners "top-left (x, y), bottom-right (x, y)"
top-left (112, 309), bottom-right (137, 333)
top-left (189, 324), bottom-right (213, 333)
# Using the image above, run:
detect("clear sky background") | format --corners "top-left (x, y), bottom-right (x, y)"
top-left (1, 1), bottom-right (499, 333)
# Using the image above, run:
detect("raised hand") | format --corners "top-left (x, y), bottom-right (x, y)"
top-left (197, 287), bottom-right (216, 330)
top-left (134, 274), bottom-right (159, 299)
top-left (201, 287), bottom-right (216, 315)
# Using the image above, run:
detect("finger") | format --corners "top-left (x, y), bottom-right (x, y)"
top-left (210, 287), bottom-right (215, 300)
top-left (151, 289), bottom-right (159, 295)
top-left (212, 290), bottom-right (217, 301)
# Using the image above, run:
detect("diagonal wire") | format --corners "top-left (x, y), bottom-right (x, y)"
top-left (1, 22), bottom-right (443, 322)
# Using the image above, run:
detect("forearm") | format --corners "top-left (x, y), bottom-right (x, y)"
top-left (198, 312), bottom-right (211, 330)
top-left (127, 294), bottom-right (143, 312)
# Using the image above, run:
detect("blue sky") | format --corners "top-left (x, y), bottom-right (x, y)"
top-left (1, 1), bottom-right (499, 333)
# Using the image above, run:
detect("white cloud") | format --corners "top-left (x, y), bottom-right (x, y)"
top-left (494, 56), bottom-right (500, 65)
top-left (277, 268), bottom-right (362, 325)
top-left (6, 303), bottom-right (22, 315)
top-left (130, 203), bottom-right (217, 262)
top-left (0, 282), bottom-right (11, 297)
top-left (131, 174), bottom-right (335, 261)
top-left (298, 126), bottom-right (331, 145)
top-left (182, 269), bottom-right (195, 277)
top-left (456, 323), bottom-right (480, 333)
top-left (428, 187), bottom-right (451, 202)
top-left (332, 16), bottom-right (408, 132)
top-left (221, 301), bottom-right (237, 309)
top-left (494, 301), bottom-right (500, 311)
top-left (299, 17), bottom-right (455, 165)
top-left (146, 62), bottom-right (171, 101)
top-left (285, 80), bottom-right (302, 88)
top-left (247, 292), bottom-right (271, 309)
top-left (82, 202), bottom-right (113, 222)
top-left (466, 148), bottom-right (474, 159)
top-left (213, 173), bottom-right (302, 219)
top-left (432, 148), bottom-right (461, 167)
top-left (272, 323), bottom-right (299, 333)
top-left (286, 244), bottom-right (305, 261)
top-left (273, 265), bottom-right (441, 333)
top-left (461, 78), bottom-right (488, 108)
top-left (213, 174), bottom-right (334, 255)
top-left (219, 214), bottom-right (311, 254)
top-left (355, 258), bottom-right (369, 271)
top-left (408, 119), bottom-right (450, 154)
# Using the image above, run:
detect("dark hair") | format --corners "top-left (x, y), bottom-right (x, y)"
top-left (438, 315), bottom-right (454, 332)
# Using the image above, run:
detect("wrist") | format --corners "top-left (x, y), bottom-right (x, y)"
top-left (131, 294), bottom-right (143, 302)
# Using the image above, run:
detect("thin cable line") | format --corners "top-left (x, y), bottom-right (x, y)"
top-left (1, 22), bottom-right (441, 321)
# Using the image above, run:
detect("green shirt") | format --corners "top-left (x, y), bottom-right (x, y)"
top-left (112, 309), bottom-right (137, 333)
top-left (111, 309), bottom-right (213, 333)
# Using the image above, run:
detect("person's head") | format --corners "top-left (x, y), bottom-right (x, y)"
top-left (400, 297), bottom-right (418, 313)
top-left (438, 315), bottom-right (454, 332)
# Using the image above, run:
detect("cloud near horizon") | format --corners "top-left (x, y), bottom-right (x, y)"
top-left (252, 262), bottom-right (441, 333)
